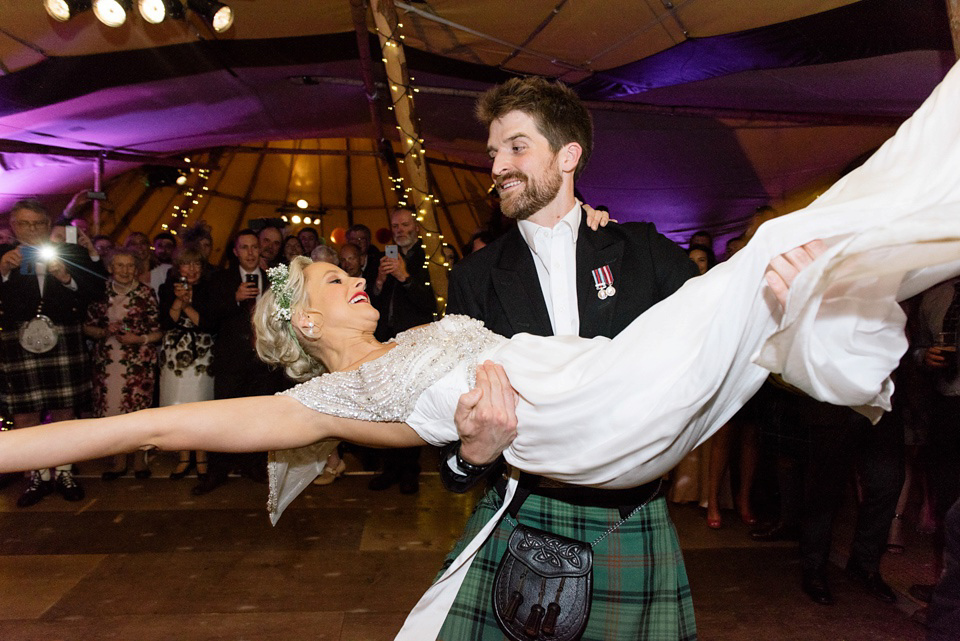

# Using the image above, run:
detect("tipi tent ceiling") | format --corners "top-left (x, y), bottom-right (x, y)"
top-left (0, 0), bottom-right (955, 246)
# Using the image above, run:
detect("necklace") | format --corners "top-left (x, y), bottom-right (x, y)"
top-left (111, 281), bottom-right (137, 296)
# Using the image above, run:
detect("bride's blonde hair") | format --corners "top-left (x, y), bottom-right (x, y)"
top-left (253, 256), bottom-right (326, 382)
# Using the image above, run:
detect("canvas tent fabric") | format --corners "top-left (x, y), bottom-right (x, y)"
top-left (0, 0), bottom-right (955, 251)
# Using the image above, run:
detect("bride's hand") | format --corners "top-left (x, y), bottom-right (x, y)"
top-left (583, 204), bottom-right (616, 231)
top-left (764, 240), bottom-right (826, 309)
top-left (454, 361), bottom-right (519, 466)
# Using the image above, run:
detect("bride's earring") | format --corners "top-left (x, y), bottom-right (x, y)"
top-left (304, 321), bottom-right (317, 337)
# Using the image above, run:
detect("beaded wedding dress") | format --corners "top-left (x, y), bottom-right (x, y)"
top-left (271, 60), bottom-right (960, 640)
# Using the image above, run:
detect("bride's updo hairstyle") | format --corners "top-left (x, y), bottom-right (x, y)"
top-left (253, 256), bottom-right (326, 382)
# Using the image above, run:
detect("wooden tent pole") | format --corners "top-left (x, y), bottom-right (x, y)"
top-left (370, 0), bottom-right (447, 304)
top-left (948, 0), bottom-right (960, 59)
top-left (350, 0), bottom-right (402, 181)
top-left (345, 139), bottom-right (355, 226)
top-left (223, 146), bottom-right (268, 266)
top-left (93, 153), bottom-right (104, 235)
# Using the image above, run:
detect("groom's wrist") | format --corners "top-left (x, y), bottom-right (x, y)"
top-left (453, 442), bottom-right (494, 475)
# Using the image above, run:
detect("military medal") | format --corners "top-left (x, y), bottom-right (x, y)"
top-left (592, 265), bottom-right (616, 300)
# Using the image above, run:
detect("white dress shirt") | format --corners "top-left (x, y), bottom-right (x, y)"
top-left (517, 203), bottom-right (582, 336)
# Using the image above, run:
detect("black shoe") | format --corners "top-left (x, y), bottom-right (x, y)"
top-left (845, 558), bottom-right (896, 603)
top-left (801, 569), bottom-right (834, 605)
top-left (368, 472), bottom-right (399, 491)
top-left (101, 467), bottom-right (128, 481)
top-left (909, 583), bottom-right (934, 604)
top-left (191, 473), bottom-right (226, 496)
top-left (134, 469), bottom-right (152, 480)
top-left (398, 475), bottom-right (420, 495)
top-left (170, 460), bottom-right (195, 480)
top-left (16, 472), bottom-right (53, 508)
top-left (750, 522), bottom-right (800, 542)
top-left (55, 470), bottom-right (85, 502)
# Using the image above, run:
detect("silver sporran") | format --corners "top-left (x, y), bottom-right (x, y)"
top-left (19, 315), bottom-right (59, 354)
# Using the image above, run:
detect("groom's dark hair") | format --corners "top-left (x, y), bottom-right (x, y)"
top-left (476, 77), bottom-right (594, 181)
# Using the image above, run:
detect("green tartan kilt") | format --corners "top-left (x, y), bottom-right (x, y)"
top-left (436, 488), bottom-right (697, 641)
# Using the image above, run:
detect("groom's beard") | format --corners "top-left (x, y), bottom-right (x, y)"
top-left (498, 167), bottom-right (564, 221)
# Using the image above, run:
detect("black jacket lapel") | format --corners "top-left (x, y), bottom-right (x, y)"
top-left (576, 214), bottom-right (624, 339)
top-left (492, 229), bottom-right (553, 336)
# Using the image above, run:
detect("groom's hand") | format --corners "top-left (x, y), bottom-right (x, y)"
top-left (454, 361), bottom-right (519, 466)
top-left (765, 240), bottom-right (826, 309)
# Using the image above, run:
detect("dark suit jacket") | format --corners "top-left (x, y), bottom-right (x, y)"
top-left (442, 210), bottom-right (698, 490)
top-left (372, 242), bottom-right (437, 341)
top-left (361, 246), bottom-right (382, 289)
top-left (204, 266), bottom-right (288, 399)
top-left (0, 242), bottom-right (105, 326)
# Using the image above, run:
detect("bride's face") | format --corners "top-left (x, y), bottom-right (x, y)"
top-left (300, 262), bottom-right (377, 332)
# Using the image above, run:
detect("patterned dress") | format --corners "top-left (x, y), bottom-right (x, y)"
top-left (157, 281), bottom-right (214, 406)
top-left (85, 281), bottom-right (159, 418)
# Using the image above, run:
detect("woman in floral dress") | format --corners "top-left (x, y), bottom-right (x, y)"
top-left (157, 246), bottom-right (215, 480)
top-left (83, 248), bottom-right (162, 479)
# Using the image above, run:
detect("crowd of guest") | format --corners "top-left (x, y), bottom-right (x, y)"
top-left (660, 207), bottom-right (959, 628)
top-left (0, 200), bottom-right (437, 506)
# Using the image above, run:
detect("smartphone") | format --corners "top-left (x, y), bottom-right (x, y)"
top-left (19, 245), bottom-right (37, 275)
top-left (246, 273), bottom-right (259, 290)
top-left (65, 225), bottom-right (78, 244)
top-left (385, 244), bottom-right (399, 259)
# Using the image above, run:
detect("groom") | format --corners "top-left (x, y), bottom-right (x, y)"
top-left (439, 77), bottom-right (700, 639)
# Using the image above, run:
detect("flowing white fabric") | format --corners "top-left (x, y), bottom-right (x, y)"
top-left (394, 61), bottom-right (960, 639)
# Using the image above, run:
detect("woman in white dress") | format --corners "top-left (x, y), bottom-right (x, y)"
top-left (3, 56), bottom-right (960, 641)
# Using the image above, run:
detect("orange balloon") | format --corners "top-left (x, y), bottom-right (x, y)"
top-left (330, 227), bottom-right (347, 245)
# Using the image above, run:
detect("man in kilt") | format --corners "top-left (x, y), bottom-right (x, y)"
top-left (0, 199), bottom-right (102, 507)
top-left (439, 78), bottom-right (699, 640)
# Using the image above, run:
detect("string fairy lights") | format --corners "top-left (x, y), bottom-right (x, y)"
top-left (372, 3), bottom-right (452, 313)
top-left (160, 157), bottom-right (212, 235)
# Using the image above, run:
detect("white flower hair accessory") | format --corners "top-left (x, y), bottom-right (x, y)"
top-left (267, 264), bottom-right (293, 322)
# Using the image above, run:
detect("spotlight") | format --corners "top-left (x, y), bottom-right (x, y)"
top-left (44, 0), bottom-right (92, 21)
top-left (303, 216), bottom-right (312, 225)
top-left (137, 0), bottom-right (184, 23)
top-left (296, 199), bottom-right (308, 209)
top-left (93, 0), bottom-right (131, 27)
top-left (291, 215), bottom-right (302, 224)
top-left (175, 174), bottom-right (188, 186)
top-left (187, 0), bottom-right (233, 32)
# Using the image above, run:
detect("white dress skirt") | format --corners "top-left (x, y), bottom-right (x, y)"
top-left (273, 59), bottom-right (960, 640)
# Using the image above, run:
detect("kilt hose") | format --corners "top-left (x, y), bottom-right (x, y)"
top-left (436, 489), bottom-right (697, 641)
top-left (0, 324), bottom-right (90, 415)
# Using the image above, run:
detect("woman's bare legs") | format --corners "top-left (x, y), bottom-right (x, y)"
top-left (706, 423), bottom-right (732, 528)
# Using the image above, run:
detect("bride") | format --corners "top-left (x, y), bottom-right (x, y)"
top-left (3, 57), bottom-right (960, 641)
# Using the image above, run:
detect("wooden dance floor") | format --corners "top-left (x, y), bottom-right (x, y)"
top-left (0, 452), bottom-right (931, 640)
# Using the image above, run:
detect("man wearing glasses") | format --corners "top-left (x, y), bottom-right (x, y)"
top-left (0, 199), bottom-right (102, 507)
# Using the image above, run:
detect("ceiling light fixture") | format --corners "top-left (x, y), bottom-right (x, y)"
top-left (44, 0), bottom-right (92, 21)
top-left (137, 0), bottom-right (184, 24)
top-left (187, 0), bottom-right (233, 32)
top-left (92, 0), bottom-right (131, 27)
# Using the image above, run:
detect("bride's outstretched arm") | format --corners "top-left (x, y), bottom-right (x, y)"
top-left (0, 396), bottom-right (425, 474)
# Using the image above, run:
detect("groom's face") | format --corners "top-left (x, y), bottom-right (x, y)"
top-left (487, 110), bottom-right (563, 221)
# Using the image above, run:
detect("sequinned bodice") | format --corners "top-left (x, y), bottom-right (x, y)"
top-left (268, 315), bottom-right (504, 517)
top-left (279, 314), bottom-right (504, 421)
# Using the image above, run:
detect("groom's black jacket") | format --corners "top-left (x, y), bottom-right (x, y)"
top-left (442, 209), bottom-right (698, 491)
